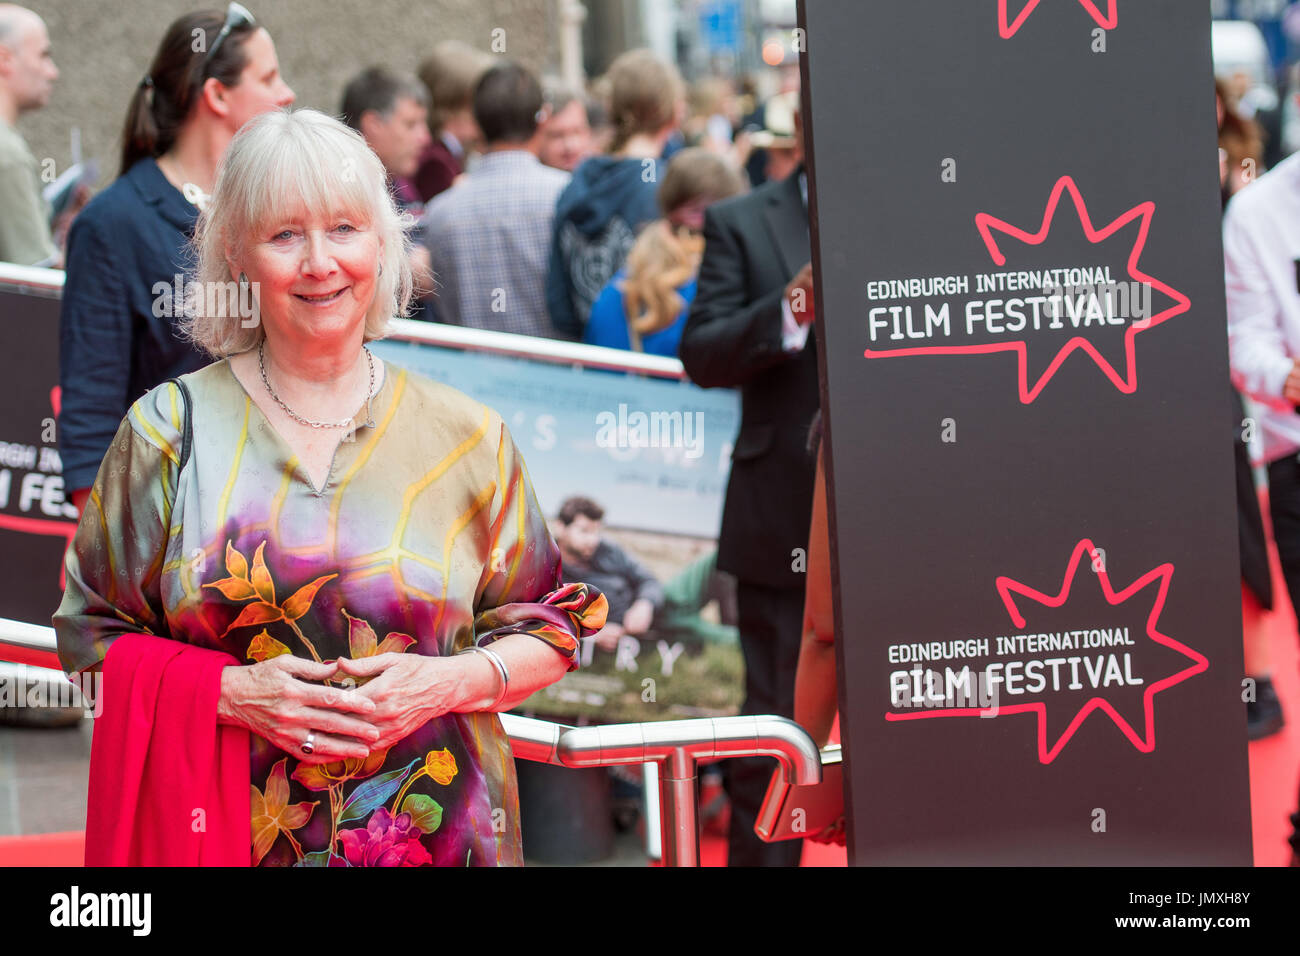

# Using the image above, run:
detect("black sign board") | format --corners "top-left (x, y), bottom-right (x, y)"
top-left (0, 283), bottom-right (75, 626)
top-left (800, 0), bottom-right (1253, 863)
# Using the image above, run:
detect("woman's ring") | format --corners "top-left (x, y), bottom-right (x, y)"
top-left (301, 730), bottom-right (316, 755)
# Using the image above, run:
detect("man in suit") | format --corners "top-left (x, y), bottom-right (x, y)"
top-left (679, 104), bottom-right (817, 867)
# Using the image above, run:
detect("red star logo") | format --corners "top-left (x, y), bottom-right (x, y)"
top-left (862, 175), bottom-right (1190, 403)
top-left (999, 0), bottom-right (1117, 38)
top-left (886, 539), bottom-right (1208, 763)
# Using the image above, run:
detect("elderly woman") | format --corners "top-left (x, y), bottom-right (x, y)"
top-left (52, 107), bottom-right (606, 867)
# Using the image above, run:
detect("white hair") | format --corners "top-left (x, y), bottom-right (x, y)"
top-left (182, 107), bottom-right (414, 357)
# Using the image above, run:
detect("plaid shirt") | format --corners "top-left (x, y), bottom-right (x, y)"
top-left (421, 150), bottom-right (570, 338)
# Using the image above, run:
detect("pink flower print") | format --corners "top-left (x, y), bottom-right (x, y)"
top-left (337, 807), bottom-right (434, 867)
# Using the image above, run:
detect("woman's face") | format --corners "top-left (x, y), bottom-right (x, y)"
top-left (218, 28), bottom-right (295, 132)
top-left (235, 202), bottom-right (380, 348)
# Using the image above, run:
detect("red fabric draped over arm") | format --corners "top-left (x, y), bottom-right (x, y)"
top-left (85, 633), bottom-right (250, 866)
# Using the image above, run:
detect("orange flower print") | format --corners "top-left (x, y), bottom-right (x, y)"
top-left (251, 757), bottom-right (319, 865)
top-left (424, 748), bottom-right (458, 785)
top-left (292, 747), bottom-right (391, 792)
top-left (342, 608), bottom-right (416, 658)
top-left (392, 747), bottom-right (459, 811)
top-left (340, 608), bottom-right (415, 685)
top-left (246, 629), bottom-right (290, 662)
top-left (203, 538), bottom-right (336, 659)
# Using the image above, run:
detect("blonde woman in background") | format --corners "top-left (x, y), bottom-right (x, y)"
top-left (583, 147), bottom-right (746, 355)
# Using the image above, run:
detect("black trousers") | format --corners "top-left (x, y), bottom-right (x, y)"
top-left (724, 580), bottom-right (806, 866)
top-left (1263, 455), bottom-right (1300, 857)
top-left (1265, 456), bottom-right (1300, 628)
top-left (1235, 390), bottom-right (1273, 609)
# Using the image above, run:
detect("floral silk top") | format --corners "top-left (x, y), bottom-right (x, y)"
top-left (53, 357), bottom-right (606, 866)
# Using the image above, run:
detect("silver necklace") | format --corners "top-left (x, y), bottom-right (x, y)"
top-left (258, 341), bottom-right (376, 429)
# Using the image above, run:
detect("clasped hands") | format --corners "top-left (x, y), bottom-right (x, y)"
top-left (218, 652), bottom-right (480, 765)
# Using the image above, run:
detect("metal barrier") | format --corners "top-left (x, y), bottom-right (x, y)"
top-left (504, 712), bottom-right (822, 865)
top-left (0, 617), bottom-right (821, 866)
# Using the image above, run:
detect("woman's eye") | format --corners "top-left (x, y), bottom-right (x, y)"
top-left (334, 223), bottom-right (356, 234)
top-left (273, 229), bottom-right (294, 241)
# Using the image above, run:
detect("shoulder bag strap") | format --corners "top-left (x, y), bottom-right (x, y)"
top-left (164, 377), bottom-right (194, 470)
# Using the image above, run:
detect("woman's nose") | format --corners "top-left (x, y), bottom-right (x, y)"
top-left (301, 234), bottom-right (336, 276)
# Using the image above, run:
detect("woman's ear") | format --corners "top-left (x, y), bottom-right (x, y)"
top-left (200, 75), bottom-right (231, 120)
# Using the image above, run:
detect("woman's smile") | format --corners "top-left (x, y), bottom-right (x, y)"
top-left (294, 287), bottom-right (350, 305)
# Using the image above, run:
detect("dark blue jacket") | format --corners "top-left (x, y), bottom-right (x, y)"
top-left (546, 155), bottom-right (663, 340)
top-left (58, 158), bottom-right (210, 491)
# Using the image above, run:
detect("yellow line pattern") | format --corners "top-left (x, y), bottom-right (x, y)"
top-left (329, 368), bottom-right (406, 550)
top-left (216, 398), bottom-right (251, 531)
top-left (129, 401), bottom-right (179, 465)
top-left (431, 482), bottom-right (496, 636)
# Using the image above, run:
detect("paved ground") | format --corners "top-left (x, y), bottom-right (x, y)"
top-left (0, 717), bottom-right (91, 837)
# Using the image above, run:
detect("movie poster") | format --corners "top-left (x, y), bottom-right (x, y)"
top-left (332, 338), bottom-right (744, 724)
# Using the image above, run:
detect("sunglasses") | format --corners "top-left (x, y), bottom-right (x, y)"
top-left (202, 2), bottom-right (255, 78)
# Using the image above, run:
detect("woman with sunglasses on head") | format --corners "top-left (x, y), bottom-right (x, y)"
top-left (583, 148), bottom-right (746, 356)
top-left (58, 4), bottom-right (293, 519)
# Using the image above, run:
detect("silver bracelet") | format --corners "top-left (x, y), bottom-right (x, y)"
top-left (457, 645), bottom-right (510, 710)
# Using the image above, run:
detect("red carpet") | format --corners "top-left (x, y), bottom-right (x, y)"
top-left (1247, 490), bottom-right (1300, 867)
top-left (0, 830), bottom-right (83, 866)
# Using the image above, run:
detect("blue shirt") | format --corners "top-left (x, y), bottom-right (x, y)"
top-left (583, 269), bottom-right (697, 357)
top-left (58, 158), bottom-right (211, 491)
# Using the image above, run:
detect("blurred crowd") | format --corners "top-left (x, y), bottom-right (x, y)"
top-left (0, 4), bottom-right (804, 351)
